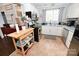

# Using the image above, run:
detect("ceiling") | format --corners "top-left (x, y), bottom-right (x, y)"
top-left (31, 3), bottom-right (70, 10)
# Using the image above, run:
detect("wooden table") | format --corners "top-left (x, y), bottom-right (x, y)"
top-left (7, 28), bottom-right (34, 55)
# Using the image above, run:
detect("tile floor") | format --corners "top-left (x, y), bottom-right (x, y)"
top-left (10, 35), bottom-right (68, 56)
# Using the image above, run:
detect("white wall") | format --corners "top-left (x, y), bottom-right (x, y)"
top-left (22, 3), bottom-right (39, 16)
top-left (22, 3), bottom-right (71, 23)
top-left (21, 3), bottom-right (45, 23)
top-left (37, 9), bottom-right (46, 23)
top-left (31, 3), bottom-right (70, 23)
top-left (37, 7), bottom-right (68, 23)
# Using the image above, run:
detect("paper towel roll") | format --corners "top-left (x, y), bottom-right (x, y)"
top-left (22, 26), bottom-right (26, 30)
top-left (15, 24), bottom-right (19, 33)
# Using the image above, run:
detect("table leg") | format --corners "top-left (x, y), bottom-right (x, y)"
top-left (12, 38), bottom-right (17, 51)
top-left (19, 39), bottom-right (25, 56)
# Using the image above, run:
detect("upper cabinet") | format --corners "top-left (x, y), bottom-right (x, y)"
top-left (66, 4), bottom-right (79, 18)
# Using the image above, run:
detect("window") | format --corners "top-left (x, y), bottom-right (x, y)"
top-left (46, 9), bottom-right (60, 24)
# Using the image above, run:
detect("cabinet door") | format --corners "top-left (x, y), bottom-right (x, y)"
top-left (50, 27), bottom-right (57, 35)
top-left (45, 26), bottom-right (53, 35)
top-left (41, 26), bottom-right (46, 34)
top-left (66, 4), bottom-right (79, 18)
top-left (56, 27), bottom-right (63, 36)
top-left (42, 26), bottom-right (57, 35)
top-left (42, 26), bottom-right (49, 34)
top-left (42, 26), bottom-right (63, 36)
top-left (66, 31), bottom-right (74, 48)
top-left (50, 27), bottom-right (63, 36)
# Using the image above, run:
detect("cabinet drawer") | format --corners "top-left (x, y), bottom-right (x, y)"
top-left (20, 30), bottom-right (33, 40)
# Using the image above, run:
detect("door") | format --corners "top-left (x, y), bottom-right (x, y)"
top-left (1, 12), bottom-right (7, 24)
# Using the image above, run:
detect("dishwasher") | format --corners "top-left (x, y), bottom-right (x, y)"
top-left (63, 28), bottom-right (69, 44)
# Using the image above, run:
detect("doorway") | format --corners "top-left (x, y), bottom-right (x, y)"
top-left (1, 12), bottom-right (7, 24)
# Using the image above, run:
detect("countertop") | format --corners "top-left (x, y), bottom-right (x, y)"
top-left (64, 26), bottom-right (75, 33)
top-left (7, 28), bottom-right (34, 39)
top-left (42, 24), bottom-right (75, 33)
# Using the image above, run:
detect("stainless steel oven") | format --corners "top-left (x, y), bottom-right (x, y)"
top-left (68, 24), bottom-right (79, 56)
top-left (73, 24), bottom-right (79, 40)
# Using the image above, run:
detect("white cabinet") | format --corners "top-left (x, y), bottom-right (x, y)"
top-left (49, 27), bottom-right (56, 35)
top-left (63, 26), bottom-right (75, 48)
top-left (66, 4), bottom-right (79, 18)
top-left (56, 27), bottom-right (63, 36)
top-left (42, 26), bottom-right (49, 34)
top-left (50, 27), bottom-right (63, 36)
top-left (41, 25), bottom-right (63, 36)
top-left (42, 25), bottom-right (74, 48)
top-left (66, 31), bottom-right (74, 48)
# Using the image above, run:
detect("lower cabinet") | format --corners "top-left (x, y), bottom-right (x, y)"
top-left (42, 26), bottom-right (63, 36)
top-left (42, 25), bottom-right (74, 48)
top-left (42, 26), bottom-right (49, 34)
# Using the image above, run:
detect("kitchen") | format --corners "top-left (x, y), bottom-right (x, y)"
top-left (0, 3), bottom-right (79, 56)
top-left (26, 3), bottom-right (79, 55)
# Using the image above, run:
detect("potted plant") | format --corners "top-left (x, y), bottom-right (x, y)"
top-left (20, 16), bottom-right (27, 30)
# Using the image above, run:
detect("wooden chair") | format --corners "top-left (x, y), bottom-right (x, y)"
top-left (1, 27), bottom-right (16, 38)
top-left (1, 27), bottom-right (16, 48)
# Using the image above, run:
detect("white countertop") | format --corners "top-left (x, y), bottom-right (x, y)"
top-left (64, 26), bottom-right (75, 33)
top-left (42, 24), bottom-right (75, 33)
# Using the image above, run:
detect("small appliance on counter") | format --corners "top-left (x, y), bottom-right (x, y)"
top-left (66, 18), bottom-right (78, 26)
top-left (67, 20), bottom-right (76, 26)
